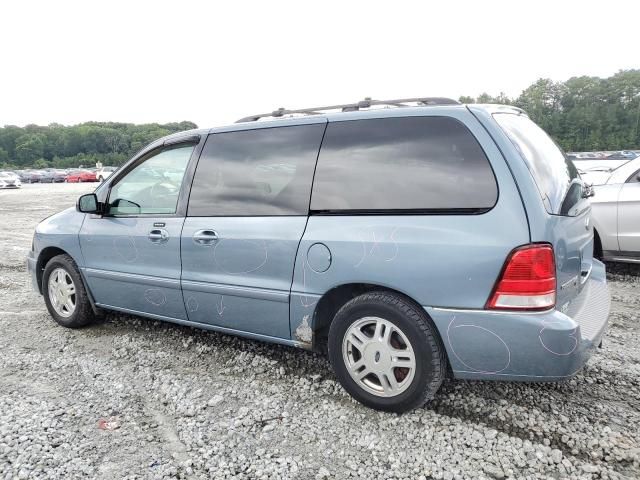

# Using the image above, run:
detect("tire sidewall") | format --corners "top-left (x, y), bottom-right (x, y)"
top-left (328, 295), bottom-right (439, 412)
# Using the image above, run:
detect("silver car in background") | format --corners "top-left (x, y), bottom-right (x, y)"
top-left (0, 171), bottom-right (22, 188)
top-left (586, 156), bottom-right (640, 263)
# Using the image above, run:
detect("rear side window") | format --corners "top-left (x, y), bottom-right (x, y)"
top-left (188, 124), bottom-right (325, 216)
top-left (310, 116), bottom-right (497, 212)
top-left (494, 113), bottom-right (580, 215)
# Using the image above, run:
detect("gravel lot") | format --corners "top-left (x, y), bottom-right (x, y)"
top-left (1, 183), bottom-right (639, 480)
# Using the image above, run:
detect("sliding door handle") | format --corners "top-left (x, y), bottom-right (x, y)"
top-left (193, 229), bottom-right (218, 245)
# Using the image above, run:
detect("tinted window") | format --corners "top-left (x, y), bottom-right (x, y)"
top-left (108, 144), bottom-right (194, 215)
top-left (188, 124), bottom-right (325, 216)
top-left (310, 116), bottom-right (497, 211)
top-left (494, 113), bottom-right (580, 215)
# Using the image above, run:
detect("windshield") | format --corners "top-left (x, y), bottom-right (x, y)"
top-left (494, 113), bottom-right (580, 215)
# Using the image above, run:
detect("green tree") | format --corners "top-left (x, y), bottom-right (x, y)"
top-left (33, 158), bottom-right (49, 168)
top-left (14, 133), bottom-right (46, 165)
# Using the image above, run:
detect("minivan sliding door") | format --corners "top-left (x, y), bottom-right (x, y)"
top-left (181, 121), bottom-right (326, 340)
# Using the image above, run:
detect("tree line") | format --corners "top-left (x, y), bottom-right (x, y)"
top-left (0, 121), bottom-right (197, 169)
top-left (460, 69), bottom-right (640, 152)
top-left (1, 69), bottom-right (639, 169)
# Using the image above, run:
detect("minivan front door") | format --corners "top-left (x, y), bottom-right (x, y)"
top-left (180, 122), bottom-right (326, 340)
top-left (79, 142), bottom-right (198, 320)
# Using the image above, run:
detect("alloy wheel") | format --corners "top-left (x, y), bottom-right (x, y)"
top-left (342, 316), bottom-right (416, 397)
top-left (48, 268), bottom-right (76, 318)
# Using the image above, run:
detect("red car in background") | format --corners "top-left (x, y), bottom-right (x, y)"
top-left (65, 170), bottom-right (98, 183)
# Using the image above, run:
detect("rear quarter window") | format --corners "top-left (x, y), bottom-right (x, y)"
top-left (493, 113), bottom-right (581, 215)
top-left (310, 116), bottom-right (497, 212)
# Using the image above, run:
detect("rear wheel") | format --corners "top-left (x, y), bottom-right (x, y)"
top-left (328, 291), bottom-right (447, 412)
top-left (43, 254), bottom-right (96, 328)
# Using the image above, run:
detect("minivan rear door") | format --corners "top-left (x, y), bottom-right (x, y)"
top-left (180, 121), bottom-right (326, 340)
top-left (493, 113), bottom-right (592, 311)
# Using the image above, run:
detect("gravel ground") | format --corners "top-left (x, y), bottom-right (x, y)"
top-left (1, 183), bottom-right (639, 480)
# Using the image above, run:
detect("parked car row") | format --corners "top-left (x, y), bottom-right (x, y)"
top-left (0, 167), bottom-right (119, 186)
top-left (568, 150), bottom-right (638, 161)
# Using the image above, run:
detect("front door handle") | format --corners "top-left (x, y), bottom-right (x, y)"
top-left (148, 229), bottom-right (169, 243)
top-left (193, 229), bottom-right (218, 245)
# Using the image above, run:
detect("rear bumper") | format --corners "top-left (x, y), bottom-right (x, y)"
top-left (427, 259), bottom-right (610, 381)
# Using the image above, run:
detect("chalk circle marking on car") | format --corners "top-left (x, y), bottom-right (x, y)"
top-left (144, 288), bottom-right (167, 307)
top-left (186, 296), bottom-right (199, 313)
top-left (446, 317), bottom-right (511, 374)
top-left (113, 236), bottom-right (138, 263)
top-left (538, 320), bottom-right (579, 356)
top-left (213, 238), bottom-right (268, 275)
top-left (342, 316), bottom-right (417, 398)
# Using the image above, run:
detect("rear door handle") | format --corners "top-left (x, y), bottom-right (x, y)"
top-left (193, 229), bottom-right (218, 245)
top-left (148, 229), bottom-right (169, 243)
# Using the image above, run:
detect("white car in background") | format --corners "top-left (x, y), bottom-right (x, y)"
top-left (96, 166), bottom-right (117, 182)
top-left (587, 156), bottom-right (640, 263)
top-left (0, 171), bottom-right (22, 188)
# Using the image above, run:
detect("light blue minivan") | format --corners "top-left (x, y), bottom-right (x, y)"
top-left (27, 98), bottom-right (610, 412)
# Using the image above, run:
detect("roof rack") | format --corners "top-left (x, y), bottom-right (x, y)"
top-left (235, 97), bottom-right (461, 123)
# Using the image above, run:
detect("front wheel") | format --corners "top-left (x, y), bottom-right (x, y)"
top-left (43, 254), bottom-right (96, 328)
top-left (328, 291), bottom-right (447, 412)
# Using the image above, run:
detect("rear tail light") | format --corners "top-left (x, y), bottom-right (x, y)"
top-left (486, 244), bottom-right (556, 311)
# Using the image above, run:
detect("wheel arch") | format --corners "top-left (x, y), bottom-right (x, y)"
top-left (309, 283), bottom-right (446, 355)
top-left (36, 247), bottom-right (102, 316)
top-left (36, 246), bottom-right (69, 293)
top-left (593, 228), bottom-right (603, 260)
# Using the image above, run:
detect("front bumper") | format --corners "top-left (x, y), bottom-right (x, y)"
top-left (427, 259), bottom-right (610, 381)
top-left (26, 251), bottom-right (39, 293)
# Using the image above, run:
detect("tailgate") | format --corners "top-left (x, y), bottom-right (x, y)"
top-left (492, 113), bottom-right (595, 310)
top-left (551, 201), bottom-right (594, 311)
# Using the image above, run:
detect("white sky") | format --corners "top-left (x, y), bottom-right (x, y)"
top-left (1, 0), bottom-right (638, 128)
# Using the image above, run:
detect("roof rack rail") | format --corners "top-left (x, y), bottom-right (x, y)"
top-left (235, 97), bottom-right (461, 123)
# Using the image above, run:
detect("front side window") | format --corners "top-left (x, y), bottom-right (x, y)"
top-left (188, 124), bottom-right (325, 216)
top-left (310, 116), bottom-right (497, 212)
top-left (108, 144), bottom-right (194, 215)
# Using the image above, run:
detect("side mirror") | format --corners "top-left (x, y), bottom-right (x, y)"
top-left (581, 183), bottom-right (595, 198)
top-left (77, 193), bottom-right (101, 213)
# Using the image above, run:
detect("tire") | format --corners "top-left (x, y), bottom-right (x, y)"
top-left (43, 254), bottom-right (96, 328)
top-left (98, 176), bottom-right (103, 182)
top-left (328, 291), bottom-right (447, 413)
